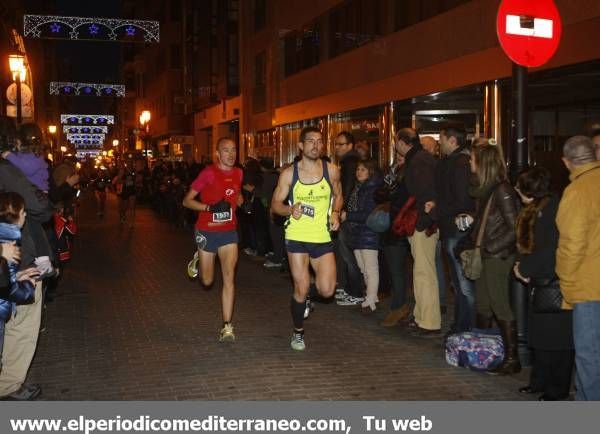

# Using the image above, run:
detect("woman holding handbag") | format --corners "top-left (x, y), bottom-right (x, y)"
top-left (513, 167), bottom-right (574, 400)
top-left (460, 143), bottom-right (520, 375)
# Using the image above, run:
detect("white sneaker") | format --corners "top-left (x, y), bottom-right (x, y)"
top-left (336, 295), bottom-right (365, 306)
top-left (290, 331), bottom-right (305, 351)
top-left (304, 298), bottom-right (313, 319)
top-left (334, 289), bottom-right (348, 300)
top-left (263, 259), bottom-right (282, 268)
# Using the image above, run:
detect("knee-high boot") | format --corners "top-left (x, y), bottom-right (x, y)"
top-left (488, 320), bottom-right (521, 375)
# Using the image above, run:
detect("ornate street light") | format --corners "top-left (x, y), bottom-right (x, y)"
top-left (8, 52), bottom-right (26, 125)
top-left (139, 110), bottom-right (151, 164)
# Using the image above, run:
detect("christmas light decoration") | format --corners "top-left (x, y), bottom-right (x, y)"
top-left (50, 82), bottom-right (125, 97)
top-left (61, 114), bottom-right (114, 125)
top-left (63, 125), bottom-right (108, 134)
top-left (24, 15), bottom-right (160, 43)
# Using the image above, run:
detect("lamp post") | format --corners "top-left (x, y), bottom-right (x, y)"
top-left (8, 53), bottom-right (26, 125)
top-left (60, 145), bottom-right (67, 161)
top-left (48, 125), bottom-right (57, 158)
top-left (139, 110), bottom-right (151, 165)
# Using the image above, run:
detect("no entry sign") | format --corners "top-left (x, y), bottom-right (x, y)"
top-left (497, 0), bottom-right (562, 67)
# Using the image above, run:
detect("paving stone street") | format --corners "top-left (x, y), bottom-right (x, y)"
top-left (29, 192), bottom-right (532, 400)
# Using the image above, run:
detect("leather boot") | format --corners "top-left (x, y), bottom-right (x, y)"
top-left (475, 313), bottom-right (493, 329)
top-left (380, 304), bottom-right (410, 327)
top-left (488, 320), bottom-right (521, 375)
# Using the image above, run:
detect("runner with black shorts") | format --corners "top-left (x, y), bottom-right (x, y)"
top-left (183, 137), bottom-right (243, 342)
top-left (93, 169), bottom-right (110, 218)
top-left (271, 126), bottom-right (343, 351)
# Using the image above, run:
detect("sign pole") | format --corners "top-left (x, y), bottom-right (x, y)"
top-left (510, 61), bottom-right (530, 365)
top-left (15, 73), bottom-right (22, 125)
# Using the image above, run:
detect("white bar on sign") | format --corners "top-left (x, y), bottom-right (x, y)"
top-left (506, 15), bottom-right (553, 39)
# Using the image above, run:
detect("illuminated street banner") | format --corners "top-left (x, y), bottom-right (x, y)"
top-left (63, 125), bottom-right (109, 134)
top-left (51, 82), bottom-right (125, 97)
top-left (61, 114), bottom-right (114, 125)
top-left (67, 133), bottom-right (106, 143)
top-left (24, 15), bottom-right (159, 43)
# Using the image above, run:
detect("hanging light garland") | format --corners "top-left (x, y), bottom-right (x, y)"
top-left (61, 114), bottom-right (114, 125)
top-left (24, 15), bottom-right (159, 43)
top-left (51, 82), bottom-right (125, 97)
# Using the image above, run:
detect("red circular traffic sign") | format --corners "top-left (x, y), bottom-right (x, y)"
top-left (497, 0), bottom-right (562, 67)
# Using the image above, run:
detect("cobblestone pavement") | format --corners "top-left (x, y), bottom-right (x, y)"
top-left (28, 191), bottom-right (533, 400)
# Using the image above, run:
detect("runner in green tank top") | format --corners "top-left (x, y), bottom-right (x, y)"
top-left (271, 126), bottom-right (343, 351)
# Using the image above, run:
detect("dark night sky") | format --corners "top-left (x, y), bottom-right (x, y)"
top-left (27, 0), bottom-right (124, 115)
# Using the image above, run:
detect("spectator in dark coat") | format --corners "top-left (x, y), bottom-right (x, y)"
top-left (514, 167), bottom-right (574, 400)
top-left (435, 125), bottom-right (476, 332)
top-left (395, 128), bottom-right (441, 336)
top-left (333, 131), bottom-right (364, 305)
top-left (343, 160), bottom-right (383, 312)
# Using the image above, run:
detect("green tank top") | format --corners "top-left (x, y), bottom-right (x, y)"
top-left (285, 160), bottom-right (333, 243)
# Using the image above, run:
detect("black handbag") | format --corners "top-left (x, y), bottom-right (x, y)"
top-left (530, 277), bottom-right (563, 314)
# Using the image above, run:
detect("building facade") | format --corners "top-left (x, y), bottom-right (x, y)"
top-left (194, 0), bottom-right (600, 177)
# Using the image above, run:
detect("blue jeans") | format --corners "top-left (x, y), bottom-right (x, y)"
top-left (335, 225), bottom-right (363, 298)
top-left (573, 301), bottom-right (600, 400)
top-left (0, 320), bottom-right (4, 371)
top-left (442, 234), bottom-right (475, 332)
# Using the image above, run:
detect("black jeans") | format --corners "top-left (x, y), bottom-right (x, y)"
top-left (529, 349), bottom-right (575, 399)
top-left (335, 224), bottom-right (363, 298)
top-left (269, 214), bottom-right (286, 264)
top-left (383, 237), bottom-right (411, 310)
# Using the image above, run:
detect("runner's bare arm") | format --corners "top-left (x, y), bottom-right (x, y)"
top-left (328, 163), bottom-right (343, 231)
top-left (271, 166), bottom-right (294, 217)
top-left (183, 188), bottom-right (209, 212)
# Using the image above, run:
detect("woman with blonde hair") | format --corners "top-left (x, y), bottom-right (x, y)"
top-left (459, 143), bottom-right (520, 375)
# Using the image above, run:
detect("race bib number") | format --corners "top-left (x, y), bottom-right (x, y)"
top-left (212, 211), bottom-right (232, 223)
top-left (300, 204), bottom-right (315, 219)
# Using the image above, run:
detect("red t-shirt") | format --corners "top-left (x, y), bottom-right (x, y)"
top-left (191, 164), bottom-right (243, 232)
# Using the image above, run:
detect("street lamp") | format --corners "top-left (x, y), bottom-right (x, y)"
top-left (8, 52), bottom-right (26, 125)
top-left (139, 110), bottom-right (151, 164)
top-left (48, 125), bottom-right (57, 157)
top-left (112, 139), bottom-right (119, 147)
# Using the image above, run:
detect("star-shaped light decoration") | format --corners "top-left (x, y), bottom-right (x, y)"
top-left (89, 24), bottom-right (99, 35)
top-left (125, 26), bottom-right (136, 36)
top-left (84, 87), bottom-right (93, 94)
top-left (69, 117), bottom-right (78, 123)
top-left (84, 117), bottom-right (92, 123)
top-left (82, 128), bottom-right (91, 133)
top-left (63, 86), bottom-right (72, 93)
top-left (50, 22), bottom-right (61, 33)
top-left (69, 31), bottom-right (79, 39)
top-left (104, 88), bottom-right (113, 95)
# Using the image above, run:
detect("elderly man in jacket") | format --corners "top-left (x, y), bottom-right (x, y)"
top-left (394, 128), bottom-right (441, 336)
top-left (556, 135), bottom-right (600, 401)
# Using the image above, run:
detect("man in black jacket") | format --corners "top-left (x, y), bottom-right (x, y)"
top-left (436, 125), bottom-right (476, 333)
top-left (395, 128), bottom-right (441, 336)
top-left (333, 131), bottom-right (364, 305)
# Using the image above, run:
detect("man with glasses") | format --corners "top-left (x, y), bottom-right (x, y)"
top-left (333, 131), bottom-right (365, 306)
top-left (271, 126), bottom-right (343, 351)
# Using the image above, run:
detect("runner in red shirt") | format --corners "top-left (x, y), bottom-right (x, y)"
top-left (183, 137), bottom-right (243, 342)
